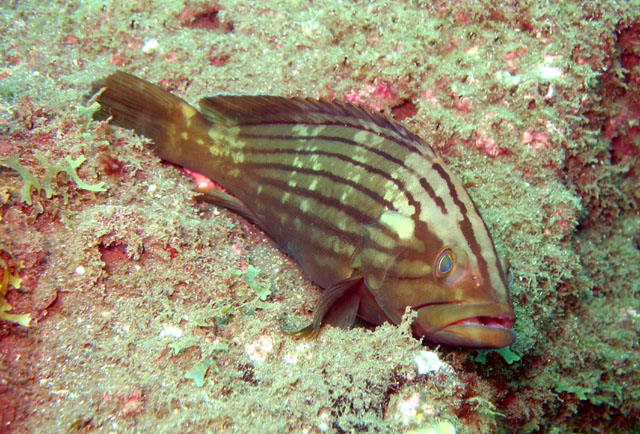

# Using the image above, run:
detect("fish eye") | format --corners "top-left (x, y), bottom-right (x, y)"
top-left (436, 250), bottom-right (454, 276)
top-left (435, 247), bottom-right (469, 285)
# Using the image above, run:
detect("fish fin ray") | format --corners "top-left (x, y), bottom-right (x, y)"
top-left (284, 274), bottom-right (362, 338)
top-left (311, 274), bottom-right (362, 331)
top-left (90, 71), bottom-right (193, 153)
top-left (323, 290), bottom-right (360, 329)
top-left (198, 95), bottom-right (425, 151)
top-left (194, 187), bottom-right (264, 229)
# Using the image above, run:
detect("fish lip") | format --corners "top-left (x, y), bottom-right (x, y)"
top-left (445, 314), bottom-right (515, 329)
top-left (413, 302), bottom-right (516, 348)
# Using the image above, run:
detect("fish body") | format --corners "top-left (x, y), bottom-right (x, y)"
top-left (93, 71), bottom-right (515, 348)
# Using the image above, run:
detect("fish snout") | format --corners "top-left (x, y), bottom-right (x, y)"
top-left (412, 302), bottom-right (516, 348)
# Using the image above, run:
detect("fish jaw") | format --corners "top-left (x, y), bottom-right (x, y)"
top-left (412, 302), bottom-right (516, 348)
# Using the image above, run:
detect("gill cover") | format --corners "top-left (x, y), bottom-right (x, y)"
top-left (360, 211), bottom-right (429, 325)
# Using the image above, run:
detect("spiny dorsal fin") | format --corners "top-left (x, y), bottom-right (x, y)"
top-left (198, 95), bottom-right (426, 151)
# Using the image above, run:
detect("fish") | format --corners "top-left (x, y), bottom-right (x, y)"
top-left (91, 71), bottom-right (515, 348)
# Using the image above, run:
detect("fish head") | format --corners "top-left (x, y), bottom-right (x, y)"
top-left (360, 211), bottom-right (515, 348)
top-left (409, 244), bottom-right (516, 348)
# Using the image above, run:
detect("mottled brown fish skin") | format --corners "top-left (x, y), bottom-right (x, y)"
top-left (92, 71), bottom-right (516, 348)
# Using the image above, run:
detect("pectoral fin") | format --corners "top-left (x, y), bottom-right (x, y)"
top-left (322, 288), bottom-right (361, 329)
top-left (287, 274), bottom-right (362, 338)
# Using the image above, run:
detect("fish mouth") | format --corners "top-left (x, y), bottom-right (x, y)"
top-left (412, 302), bottom-right (516, 348)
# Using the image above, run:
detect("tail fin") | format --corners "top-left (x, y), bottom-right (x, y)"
top-left (90, 71), bottom-right (201, 162)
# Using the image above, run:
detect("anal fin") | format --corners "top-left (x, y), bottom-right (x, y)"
top-left (195, 187), bottom-right (263, 229)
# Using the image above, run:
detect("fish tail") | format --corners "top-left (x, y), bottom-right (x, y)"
top-left (90, 71), bottom-right (213, 169)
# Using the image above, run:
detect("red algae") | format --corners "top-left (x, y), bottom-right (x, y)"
top-left (0, 1), bottom-right (638, 433)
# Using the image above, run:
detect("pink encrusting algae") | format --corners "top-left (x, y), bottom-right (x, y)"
top-left (0, 1), bottom-right (639, 433)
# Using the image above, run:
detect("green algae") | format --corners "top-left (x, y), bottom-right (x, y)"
top-left (0, 152), bottom-right (107, 206)
top-left (243, 264), bottom-right (272, 301)
top-left (473, 346), bottom-right (521, 365)
top-left (168, 337), bottom-right (200, 356)
top-left (184, 357), bottom-right (216, 387)
top-left (0, 0), bottom-right (639, 432)
top-left (0, 156), bottom-right (42, 206)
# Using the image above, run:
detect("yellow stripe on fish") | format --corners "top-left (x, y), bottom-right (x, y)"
top-left (91, 71), bottom-right (515, 348)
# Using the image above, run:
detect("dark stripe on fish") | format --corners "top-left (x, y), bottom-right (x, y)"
top-left (241, 149), bottom-right (420, 215)
top-left (238, 131), bottom-right (443, 215)
top-left (431, 162), bottom-right (489, 282)
top-left (249, 173), bottom-right (368, 240)
top-left (242, 153), bottom-right (394, 209)
top-left (239, 132), bottom-right (410, 169)
top-left (419, 177), bottom-right (447, 215)
top-left (237, 120), bottom-right (427, 156)
top-left (468, 198), bottom-right (508, 285)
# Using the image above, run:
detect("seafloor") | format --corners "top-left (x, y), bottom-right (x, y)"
top-left (0, 1), bottom-right (639, 433)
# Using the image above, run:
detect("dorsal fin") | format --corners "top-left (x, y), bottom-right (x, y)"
top-left (198, 95), bottom-right (426, 151)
